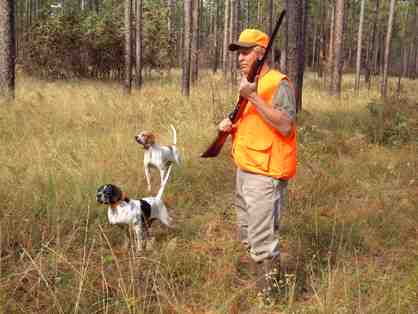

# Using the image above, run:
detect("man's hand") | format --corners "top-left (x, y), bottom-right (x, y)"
top-left (239, 75), bottom-right (257, 99)
top-left (218, 118), bottom-right (233, 132)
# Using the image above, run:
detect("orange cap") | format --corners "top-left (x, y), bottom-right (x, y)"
top-left (228, 29), bottom-right (269, 51)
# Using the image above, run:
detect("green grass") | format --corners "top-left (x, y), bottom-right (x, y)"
top-left (0, 71), bottom-right (417, 313)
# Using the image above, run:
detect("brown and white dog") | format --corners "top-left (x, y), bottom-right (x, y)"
top-left (135, 124), bottom-right (181, 191)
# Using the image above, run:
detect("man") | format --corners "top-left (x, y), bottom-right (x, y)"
top-left (218, 29), bottom-right (297, 295)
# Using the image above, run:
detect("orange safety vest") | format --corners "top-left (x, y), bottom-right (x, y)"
top-left (232, 69), bottom-right (297, 179)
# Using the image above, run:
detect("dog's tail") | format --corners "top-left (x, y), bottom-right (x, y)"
top-left (170, 124), bottom-right (181, 165)
top-left (170, 124), bottom-right (177, 146)
top-left (156, 164), bottom-right (172, 200)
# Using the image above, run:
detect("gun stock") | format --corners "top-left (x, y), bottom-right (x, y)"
top-left (200, 10), bottom-right (286, 158)
top-left (200, 131), bottom-right (229, 158)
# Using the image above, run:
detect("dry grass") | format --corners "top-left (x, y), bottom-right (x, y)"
top-left (0, 71), bottom-right (417, 313)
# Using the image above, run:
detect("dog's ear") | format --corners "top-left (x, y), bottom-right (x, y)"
top-left (148, 133), bottom-right (156, 145)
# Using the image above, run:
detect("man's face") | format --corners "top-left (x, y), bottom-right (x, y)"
top-left (238, 46), bottom-right (259, 75)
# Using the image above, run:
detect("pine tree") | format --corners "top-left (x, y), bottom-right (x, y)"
top-left (330, 0), bottom-right (344, 96)
top-left (0, 0), bottom-right (15, 100)
top-left (182, 0), bottom-right (192, 96)
top-left (381, 0), bottom-right (396, 99)
top-left (124, 0), bottom-right (133, 93)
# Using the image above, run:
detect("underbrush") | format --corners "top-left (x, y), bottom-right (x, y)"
top-left (0, 72), bottom-right (417, 313)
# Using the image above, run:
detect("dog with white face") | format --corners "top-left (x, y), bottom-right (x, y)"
top-left (96, 166), bottom-right (173, 252)
top-left (135, 124), bottom-right (181, 192)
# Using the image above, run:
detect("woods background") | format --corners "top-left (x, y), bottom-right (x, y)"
top-left (0, 1), bottom-right (418, 313)
top-left (2, 0), bottom-right (418, 101)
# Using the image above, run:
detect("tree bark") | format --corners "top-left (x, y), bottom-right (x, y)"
top-left (229, 0), bottom-right (238, 83)
top-left (135, 0), bottom-right (143, 88)
top-left (286, 0), bottom-right (305, 111)
top-left (267, 0), bottom-right (274, 66)
top-left (222, 0), bottom-right (230, 76)
top-left (366, 0), bottom-right (380, 86)
top-left (327, 4), bottom-right (335, 88)
top-left (182, 0), bottom-right (192, 96)
top-left (212, 0), bottom-right (219, 73)
top-left (280, 0), bottom-right (288, 74)
top-left (246, 0), bottom-right (250, 27)
top-left (381, 0), bottom-right (396, 99)
top-left (330, 0), bottom-right (344, 96)
top-left (124, 0), bottom-right (132, 93)
top-left (311, 12), bottom-right (318, 69)
top-left (318, 0), bottom-right (326, 78)
top-left (0, 0), bottom-right (16, 99)
top-left (257, 0), bottom-right (262, 25)
top-left (355, 0), bottom-right (365, 93)
top-left (167, 0), bottom-right (175, 71)
top-left (191, 0), bottom-right (199, 84)
top-left (414, 0), bottom-right (418, 79)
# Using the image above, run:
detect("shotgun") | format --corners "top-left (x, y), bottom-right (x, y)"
top-left (200, 10), bottom-right (286, 158)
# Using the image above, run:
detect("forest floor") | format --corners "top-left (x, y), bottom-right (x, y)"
top-left (0, 71), bottom-right (417, 313)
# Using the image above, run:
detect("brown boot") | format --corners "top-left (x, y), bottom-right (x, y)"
top-left (255, 256), bottom-right (281, 300)
top-left (236, 254), bottom-right (257, 279)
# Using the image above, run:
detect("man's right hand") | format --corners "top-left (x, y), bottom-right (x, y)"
top-left (218, 118), bottom-right (233, 133)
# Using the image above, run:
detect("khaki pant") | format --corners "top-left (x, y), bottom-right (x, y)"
top-left (235, 168), bottom-right (287, 262)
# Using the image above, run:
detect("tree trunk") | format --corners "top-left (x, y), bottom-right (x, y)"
top-left (191, 0), bottom-right (199, 84)
top-left (311, 13), bottom-right (318, 69)
top-left (229, 0), bottom-right (238, 83)
top-left (398, 8), bottom-right (411, 95)
top-left (135, 0), bottom-right (143, 88)
top-left (0, 0), bottom-right (15, 100)
top-left (93, 0), bottom-right (100, 13)
top-left (182, 0), bottom-right (192, 96)
top-left (327, 4), bottom-right (335, 88)
top-left (299, 0), bottom-right (308, 109)
top-left (414, 0), bottom-right (418, 79)
top-left (238, 0), bottom-right (242, 34)
top-left (397, 37), bottom-right (408, 97)
top-left (25, 0), bottom-right (30, 27)
top-left (167, 0), bottom-right (175, 71)
top-left (286, 0), bottom-right (305, 112)
top-left (366, 0), bottom-right (380, 87)
top-left (355, 0), bottom-right (365, 93)
top-left (408, 43), bottom-right (414, 78)
top-left (267, 0), bottom-right (274, 66)
top-left (381, 0), bottom-right (396, 99)
top-left (280, 0), bottom-right (288, 74)
top-left (222, 0), bottom-right (230, 76)
top-left (330, 0), bottom-right (344, 96)
top-left (318, 0), bottom-right (325, 78)
top-left (246, 0), bottom-right (250, 27)
top-left (257, 0), bottom-right (262, 26)
top-left (124, 0), bottom-right (132, 93)
top-left (347, 0), bottom-right (356, 69)
top-left (212, 0), bottom-right (219, 73)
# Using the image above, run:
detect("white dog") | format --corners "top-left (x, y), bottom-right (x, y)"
top-left (96, 166), bottom-right (173, 252)
top-left (135, 124), bottom-right (181, 191)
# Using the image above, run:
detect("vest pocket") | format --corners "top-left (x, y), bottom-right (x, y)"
top-left (242, 141), bottom-right (272, 172)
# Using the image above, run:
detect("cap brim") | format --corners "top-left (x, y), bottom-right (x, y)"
top-left (228, 42), bottom-right (257, 51)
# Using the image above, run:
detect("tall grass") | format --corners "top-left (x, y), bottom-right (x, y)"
top-left (0, 71), bottom-right (417, 313)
